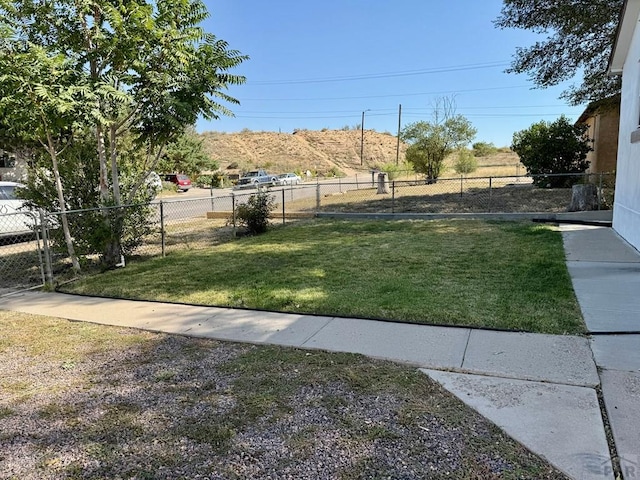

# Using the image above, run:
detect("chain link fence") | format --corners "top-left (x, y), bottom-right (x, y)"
top-left (0, 211), bottom-right (46, 293)
top-left (0, 172), bottom-right (615, 291)
top-left (308, 172), bottom-right (614, 214)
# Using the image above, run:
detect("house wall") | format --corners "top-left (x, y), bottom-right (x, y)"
top-left (581, 109), bottom-right (620, 174)
top-left (592, 110), bottom-right (620, 173)
top-left (614, 10), bottom-right (640, 252)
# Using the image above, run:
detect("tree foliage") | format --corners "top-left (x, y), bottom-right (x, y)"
top-left (511, 115), bottom-right (592, 187)
top-left (0, 0), bottom-right (246, 267)
top-left (158, 128), bottom-right (218, 178)
top-left (19, 130), bottom-right (161, 261)
top-left (494, 0), bottom-right (623, 105)
top-left (235, 191), bottom-right (275, 235)
top-left (401, 98), bottom-right (476, 181)
top-left (472, 141), bottom-right (498, 157)
top-left (453, 149), bottom-right (478, 175)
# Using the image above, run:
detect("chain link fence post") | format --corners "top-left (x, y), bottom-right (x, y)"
top-left (598, 172), bottom-right (603, 210)
top-left (282, 188), bottom-right (286, 224)
top-left (316, 182), bottom-right (321, 212)
top-left (391, 181), bottom-right (396, 213)
top-left (488, 176), bottom-right (493, 212)
top-left (39, 209), bottom-right (53, 286)
top-left (160, 201), bottom-right (166, 258)
top-left (231, 193), bottom-right (237, 237)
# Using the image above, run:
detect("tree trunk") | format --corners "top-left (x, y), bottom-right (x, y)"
top-left (376, 172), bottom-right (389, 194)
top-left (96, 123), bottom-right (121, 267)
top-left (568, 184), bottom-right (599, 212)
top-left (46, 137), bottom-right (81, 272)
top-left (109, 123), bottom-right (121, 206)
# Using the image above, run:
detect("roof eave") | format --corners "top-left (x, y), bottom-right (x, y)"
top-left (609, 0), bottom-right (640, 74)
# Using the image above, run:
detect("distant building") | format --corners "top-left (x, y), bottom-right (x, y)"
top-left (575, 95), bottom-right (620, 174)
top-left (608, 0), bottom-right (640, 251)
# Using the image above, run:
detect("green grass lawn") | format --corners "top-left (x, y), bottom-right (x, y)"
top-left (62, 219), bottom-right (585, 334)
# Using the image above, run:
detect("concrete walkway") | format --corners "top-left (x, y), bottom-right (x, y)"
top-left (0, 222), bottom-right (638, 479)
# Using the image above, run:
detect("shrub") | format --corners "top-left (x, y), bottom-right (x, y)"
top-left (324, 166), bottom-right (344, 178)
top-left (195, 174), bottom-right (213, 188)
top-left (472, 141), bottom-right (498, 157)
top-left (453, 149), bottom-right (478, 175)
top-left (511, 116), bottom-right (591, 188)
top-left (235, 191), bottom-right (275, 235)
top-left (162, 180), bottom-right (177, 192)
top-left (379, 162), bottom-right (402, 180)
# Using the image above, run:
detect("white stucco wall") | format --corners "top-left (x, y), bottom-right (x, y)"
top-left (614, 9), bottom-right (640, 252)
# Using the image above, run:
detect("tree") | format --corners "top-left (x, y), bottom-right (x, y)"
top-left (402, 98), bottom-right (477, 182)
top-left (20, 131), bottom-right (158, 260)
top-left (158, 128), bottom-right (218, 178)
top-left (511, 115), bottom-right (592, 187)
top-left (453, 149), bottom-right (478, 175)
top-left (0, 0), bottom-right (247, 267)
top-left (0, 41), bottom-right (87, 272)
top-left (494, 0), bottom-right (623, 105)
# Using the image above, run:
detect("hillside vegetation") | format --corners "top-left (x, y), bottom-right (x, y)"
top-left (199, 129), bottom-right (520, 178)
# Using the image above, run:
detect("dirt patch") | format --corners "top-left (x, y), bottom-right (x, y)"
top-left (0, 312), bottom-right (567, 479)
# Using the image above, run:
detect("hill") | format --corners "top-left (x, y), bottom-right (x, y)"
top-left (199, 129), bottom-right (520, 178)
top-left (199, 129), bottom-right (408, 176)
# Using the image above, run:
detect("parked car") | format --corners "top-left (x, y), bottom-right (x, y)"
top-left (278, 173), bottom-right (302, 185)
top-left (234, 169), bottom-right (278, 189)
top-left (163, 173), bottom-right (192, 192)
top-left (0, 181), bottom-right (35, 238)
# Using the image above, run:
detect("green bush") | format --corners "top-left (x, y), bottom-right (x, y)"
top-left (379, 162), bottom-right (402, 180)
top-left (195, 174), bottom-right (213, 188)
top-left (325, 166), bottom-right (344, 178)
top-left (162, 181), bottom-right (177, 192)
top-left (511, 116), bottom-right (591, 188)
top-left (235, 191), bottom-right (276, 235)
top-left (472, 142), bottom-right (498, 157)
top-left (453, 149), bottom-right (478, 175)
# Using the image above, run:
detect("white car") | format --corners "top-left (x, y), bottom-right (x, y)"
top-left (278, 173), bottom-right (302, 185)
top-left (0, 181), bottom-right (36, 237)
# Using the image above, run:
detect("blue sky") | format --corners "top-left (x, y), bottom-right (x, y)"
top-left (197, 0), bottom-right (586, 147)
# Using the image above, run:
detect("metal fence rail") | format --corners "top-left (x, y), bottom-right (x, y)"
top-left (289, 172), bottom-right (614, 215)
top-left (0, 172), bottom-right (615, 291)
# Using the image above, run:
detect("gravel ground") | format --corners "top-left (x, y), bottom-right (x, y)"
top-left (0, 313), bottom-right (568, 479)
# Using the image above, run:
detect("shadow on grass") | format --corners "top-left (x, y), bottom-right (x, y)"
top-left (60, 219), bottom-right (586, 334)
top-left (313, 184), bottom-right (574, 214)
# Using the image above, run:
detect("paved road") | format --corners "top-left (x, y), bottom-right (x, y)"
top-left (156, 174), bottom-right (380, 222)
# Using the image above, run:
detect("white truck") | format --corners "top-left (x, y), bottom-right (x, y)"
top-left (234, 169), bottom-right (278, 189)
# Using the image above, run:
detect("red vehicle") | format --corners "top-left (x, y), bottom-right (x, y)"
top-left (163, 174), bottom-right (192, 192)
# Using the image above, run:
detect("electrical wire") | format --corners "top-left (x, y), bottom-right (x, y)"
top-left (248, 61), bottom-right (509, 85)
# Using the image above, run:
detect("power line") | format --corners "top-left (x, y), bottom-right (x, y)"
top-left (234, 105), bottom-right (569, 115)
top-left (237, 84), bottom-right (533, 102)
top-left (248, 61), bottom-right (509, 85)
top-left (233, 112), bottom-right (575, 120)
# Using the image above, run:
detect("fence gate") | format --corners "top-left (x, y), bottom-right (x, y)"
top-left (0, 211), bottom-right (45, 294)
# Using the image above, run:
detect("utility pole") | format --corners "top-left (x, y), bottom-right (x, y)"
top-left (395, 104), bottom-right (402, 165)
top-left (360, 111), bottom-right (365, 166)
